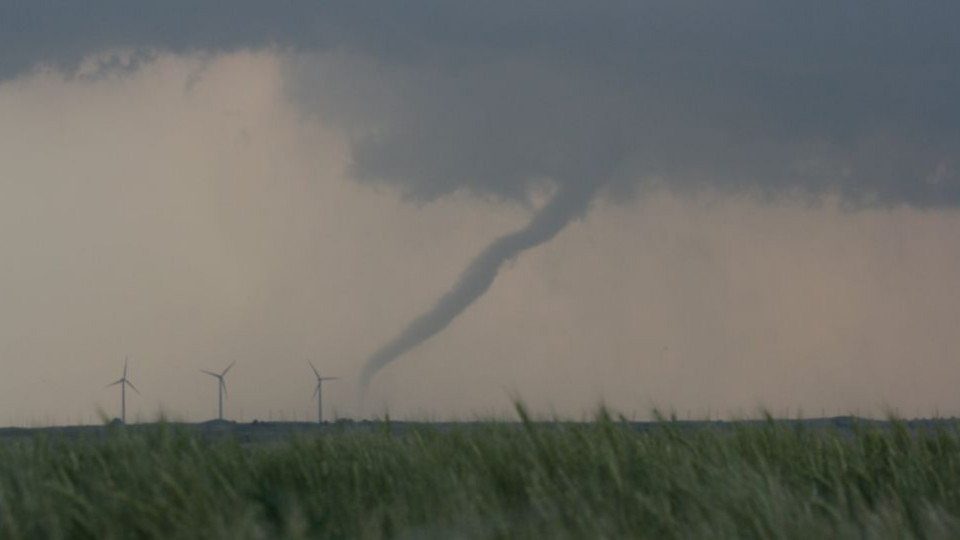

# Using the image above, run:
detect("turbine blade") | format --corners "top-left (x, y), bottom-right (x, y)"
top-left (103, 379), bottom-right (123, 389)
top-left (313, 384), bottom-right (320, 398)
top-left (200, 369), bottom-right (220, 378)
top-left (125, 379), bottom-right (141, 395)
top-left (221, 379), bottom-right (228, 399)
top-left (221, 361), bottom-right (235, 377)
top-left (308, 361), bottom-right (320, 379)
top-left (123, 357), bottom-right (128, 378)
top-left (321, 377), bottom-right (340, 381)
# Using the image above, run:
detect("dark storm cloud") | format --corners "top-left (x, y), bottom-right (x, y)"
top-left (300, 2), bottom-right (960, 206)
top-left (3, 1), bottom-right (959, 205)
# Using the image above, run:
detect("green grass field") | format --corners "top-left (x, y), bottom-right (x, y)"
top-left (1, 407), bottom-right (959, 539)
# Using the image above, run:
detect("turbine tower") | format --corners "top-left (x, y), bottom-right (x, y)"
top-left (103, 357), bottom-right (140, 424)
top-left (309, 362), bottom-right (339, 423)
top-left (201, 361), bottom-right (235, 421)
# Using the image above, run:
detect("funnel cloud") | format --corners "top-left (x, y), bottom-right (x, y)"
top-left (360, 183), bottom-right (598, 391)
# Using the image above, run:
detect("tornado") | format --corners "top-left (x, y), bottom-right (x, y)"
top-left (360, 183), bottom-right (597, 394)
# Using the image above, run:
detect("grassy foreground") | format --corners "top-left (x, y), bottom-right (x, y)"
top-left (2, 410), bottom-right (960, 539)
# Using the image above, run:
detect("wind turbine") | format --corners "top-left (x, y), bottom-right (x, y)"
top-left (103, 357), bottom-right (140, 424)
top-left (309, 362), bottom-right (339, 423)
top-left (201, 361), bottom-right (235, 420)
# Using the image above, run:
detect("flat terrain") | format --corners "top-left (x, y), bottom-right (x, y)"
top-left (0, 412), bottom-right (958, 538)
top-left (0, 414), bottom-right (932, 444)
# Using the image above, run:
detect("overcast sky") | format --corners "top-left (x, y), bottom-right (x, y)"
top-left (1, 3), bottom-right (959, 424)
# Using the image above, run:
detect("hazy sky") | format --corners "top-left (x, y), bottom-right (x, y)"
top-left (2, 3), bottom-right (960, 423)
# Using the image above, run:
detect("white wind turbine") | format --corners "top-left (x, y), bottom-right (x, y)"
top-left (103, 357), bottom-right (140, 424)
top-left (201, 361), bottom-right (234, 421)
top-left (309, 362), bottom-right (339, 423)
